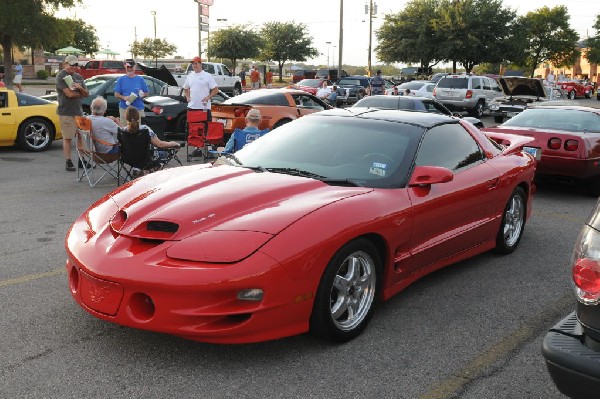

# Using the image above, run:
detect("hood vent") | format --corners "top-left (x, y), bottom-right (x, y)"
top-left (147, 221), bottom-right (179, 233)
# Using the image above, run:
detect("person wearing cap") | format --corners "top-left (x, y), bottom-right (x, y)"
top-left (56, 54), bottom-right (89, 171)
top-left (114, 59), bottom-right (149, 125)
top-left (223, 108), bottom-right (269, 153)
top-left (370, 69), bottom-right (385, 96)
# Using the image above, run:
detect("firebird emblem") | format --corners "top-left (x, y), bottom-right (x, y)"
top-left (192, 213), bottom-right (215, 224)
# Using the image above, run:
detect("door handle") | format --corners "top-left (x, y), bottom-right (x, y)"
top-left (1, 113), bottom-right (11, 116)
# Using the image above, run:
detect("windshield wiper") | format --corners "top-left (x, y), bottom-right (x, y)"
top-left (219, 152), bottom-right (243, 165)
top-left (266, 167), bottom-right (326, 179)
top-left (320, 178), bottom-right (364, 187)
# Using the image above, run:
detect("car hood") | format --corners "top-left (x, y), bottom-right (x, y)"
top-left (498, 77), bottom-right (546, 98)
top-left (105, 165), bottom-right (371, 260)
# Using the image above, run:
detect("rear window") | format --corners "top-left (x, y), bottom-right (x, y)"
top-left (355, 96), bottom-right (400, 109)
top-left (437, 77), bottom-right (469, 89)
top-left (104, 61), bottom-right (125, 69)
top-left (224, 91), bottom-right (289, 106)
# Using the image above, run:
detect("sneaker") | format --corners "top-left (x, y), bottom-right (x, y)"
top-left (66, 159), bottom-right (75, 171)
top-left (131, 168), bottom-right (142, 178)
top-left (78, 159), bottom-right (92, 169)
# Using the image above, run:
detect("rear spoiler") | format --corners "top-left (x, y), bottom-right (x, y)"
top-left (485, 131), bottom-right (541, 161)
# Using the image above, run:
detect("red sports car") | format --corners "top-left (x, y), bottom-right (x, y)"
top-left (482, 105), bottom-right (600, 196)
top-left (65, 109), bottom-right (538, 344)
top-left (294, 78), bottom-right (333, 95)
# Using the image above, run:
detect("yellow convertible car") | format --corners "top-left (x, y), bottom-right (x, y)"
top-left (0, 87), bottom-right (62, 151)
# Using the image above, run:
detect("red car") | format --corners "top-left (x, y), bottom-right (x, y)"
top-left (483, 105), bottom-right (600, 196)
top-left (558, 79), bottom-right (594, 99)
top-left (294, 78), bottom-right (333, 95)
top-left (65, 109), bottom-right (537, 344)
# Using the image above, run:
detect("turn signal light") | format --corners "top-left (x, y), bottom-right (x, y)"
top-left (548, 137), bottom-right (562, 150)
top-left (573, 257), bottom-right (600, 303)
top-left (564, 139), bottom-right (579, 151)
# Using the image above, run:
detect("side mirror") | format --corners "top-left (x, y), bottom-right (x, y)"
top-left (408, 165), bottom-right (453, 186)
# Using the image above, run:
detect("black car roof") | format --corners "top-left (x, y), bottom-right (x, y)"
top-left (317, 107), bottom-right (458, 128)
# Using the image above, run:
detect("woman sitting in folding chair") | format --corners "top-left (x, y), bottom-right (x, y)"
top-left (118, 107), bottom-right (182, 180)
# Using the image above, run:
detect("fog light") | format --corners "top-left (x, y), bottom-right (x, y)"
top-left (237, 289), bottom-right (264, 301)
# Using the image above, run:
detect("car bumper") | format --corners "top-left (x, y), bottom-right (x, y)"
top-left (436, 99), bottom-right (476, 111)
top-left (542, 311), bottom-right (600, 398)
top-left (65, 218), bottom-right (314, 344)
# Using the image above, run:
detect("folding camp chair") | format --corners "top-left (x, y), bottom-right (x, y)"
top-left (186, 110), bottom-right (225, 162)
top-left (75, 116), bottom-right (120, 187)
top-left (117, 127), bottom-right (159, 185)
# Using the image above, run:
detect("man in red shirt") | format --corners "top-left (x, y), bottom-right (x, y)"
top-left (266, 69), bottom-right (273, 88)
top-left (250, 65), bottom-right (260, 89)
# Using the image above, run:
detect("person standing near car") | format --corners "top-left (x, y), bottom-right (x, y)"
top-left (13, 60), bottom-right (23, 92)
top-left (56, 55), bottom-right (89, 171)
top-left (183, 56), bottom-right (219, 155)
top-left (370, 69), bottom-right (384, 96)
top-left (250, 65), bottom-right (260, 90)
top-left (114, 59), bottom-right (149, 125)
top-left (239, 67), bottom-right (246, 88)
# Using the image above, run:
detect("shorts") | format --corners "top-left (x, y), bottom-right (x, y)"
top-left (119, 107), bottom-right (145, 125)
top-left (252, 81), bottom-right (260, 89)
top-left (13, 75), bottom-right (22, 84)
top-left (59, 115), bottom-right (77, 139)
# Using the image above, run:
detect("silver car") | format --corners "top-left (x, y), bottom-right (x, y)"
top-left (433, 74), bottom-right (503, 118)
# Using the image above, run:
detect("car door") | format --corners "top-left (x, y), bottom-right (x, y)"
top-left (406, 123), bottom-right (501, 271)
top-left (104, 80), bottom-right (120, 116)
top-left (0, 91), bottom-right (17, 140)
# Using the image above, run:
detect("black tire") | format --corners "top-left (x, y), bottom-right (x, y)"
top-left (175, 114), bottom-right (187, 134)
top-left (585, 176), bottom-right (600, 197)
top-left (309, 238), bottom-right (381, 342)
top-left (469, 101), bottom-right (484, 118)
top-left (495, 187), bottom-right (526, 254)
top-left (272, 118), bottom-right (292, 129)
top-left (494, 115), bottom-right (504, 124)
top-left (233, 84), bottom-right (242, 96)
top-left (16, 117), bottom-right (54, 152)
top-left (568, 90), bottom-right (576, 100)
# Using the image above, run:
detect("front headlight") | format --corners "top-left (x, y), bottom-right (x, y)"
top-left (489, 103), bottom-right (499, 111)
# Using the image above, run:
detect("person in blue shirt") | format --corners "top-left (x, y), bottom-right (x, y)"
top-left (326, 85), bottom-right (338, 107)
top-left (223, 109), bottom-right (269, 153)
top-left (13, 61), bottom-right (23, 92)
top-left (114, 59), bottom-right (149, 124)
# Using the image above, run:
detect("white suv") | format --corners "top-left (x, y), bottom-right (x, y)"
top-left (433, 74), bottom-right (503, 118)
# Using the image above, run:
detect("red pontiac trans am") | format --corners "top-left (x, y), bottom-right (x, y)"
top-left (65, 108), bottom-right (538, 344)
top-left (483, 105), bottom-right (600, 196)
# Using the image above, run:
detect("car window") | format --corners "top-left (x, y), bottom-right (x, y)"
top-left (203, 64), bottom-right (216, 74)
top-left (15, 92), bottom-right (54, 106)
top-left (399, 82), bottom-right (426, 91)
top-left (490, 79), bottom-right (502, 92)
top-left (437, 77), bottom-right (468, 89)
top-left (222, 65), bottom-right (231, 76)
top-left (471, 78), bottom-right (482, 90)
top-left (223, 91), bottom-right (290, 106)
top-left (0, 92), bottom-right (6, 107)
top-left (143, 77), bottom-right (161, 95)
top-left (482, 78), bottom-right (491, 90)
top-left (88, 61), bottom-right (99, 69)
top-left (503, 108), bottom-right (600, 133)
top-left (355, 96), bottom-right (400, 109)
top-left (105, 61), bottom-right (125, 70)
top-left (338, 79), bottom-right (361, 86)
top-left (86, 78), bottom-right (109, 97)
top-left (415, 124), bottom-right (484, 171)
top-left (293, 95), bottom-right (325, 110)
top-left (422, 101), bottom-right (448, 115)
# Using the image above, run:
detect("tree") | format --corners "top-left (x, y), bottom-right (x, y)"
top-left (207, 26), bottom-right (262, 74)
top-left (584, 15), bottom-right (600, 66)
top-left (130, 38), bottom-right (177, 67)
top-left (515, 6), bottom-right (580, 77)
top-left (433, 0), bottom-right (517, 74)
top-left (376, 0), bottom-right (442, 70)
top-left (71, 19), bottom-right (99, 56)
top-left (0, 0), bottom-right (78, 87)
top-left (258, 22), bottom-right (318, 82)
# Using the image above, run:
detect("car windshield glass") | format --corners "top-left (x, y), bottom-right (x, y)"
top-left (338, 79), bottom-right (361, 86)
top-left (16, 92), bottom-right (52, 106)
top-left (354, 97), bottom-right (399, 109)
top-left (223, 91), bottom-right (289, 106)
top-left (399, 82), bottom-right (426, 90)
top-left (437, 78), bottom-right (468, 89)
top-left (231, 115), bottom-right (423, 188)
top-left (297, 79), bottom-right (322, 87)
top-left (502, 108), bottom-right (600, 133)
top-left (85, 78), bottom-right (110, 97)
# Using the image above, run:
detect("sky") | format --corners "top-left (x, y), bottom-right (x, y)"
top-left (55, 0), bottom-right (599, 68)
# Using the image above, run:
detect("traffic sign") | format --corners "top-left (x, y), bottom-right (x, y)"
top-left (200, 15), bottom-right (209, 24)
top-left (195, 0), bottom-right (214, 5)
top-left (200, 24), bottom-right (209, 32)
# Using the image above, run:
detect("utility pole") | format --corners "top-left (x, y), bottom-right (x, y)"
top-left (338, 0), bottom-right (343, 80)
top-left (366, 1), bottom-right (377, 77)
top-left (151, 11), bottom-right (157, 67)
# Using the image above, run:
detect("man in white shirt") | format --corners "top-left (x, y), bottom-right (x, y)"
top-left (316, 81), bottom-right (332, 100)
top-left (183, 56), bottom-right (219, 120)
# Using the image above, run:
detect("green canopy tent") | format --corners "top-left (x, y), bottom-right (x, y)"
top-left (96, 48), bottom-right (120, 59)
top-left (55, 46), bottom-right (84, 55)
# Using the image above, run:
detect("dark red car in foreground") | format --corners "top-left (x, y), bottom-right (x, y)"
top-left (65, 109), bottom-right (538, 344)
top-left (483, 105), bottom-right (600, 196)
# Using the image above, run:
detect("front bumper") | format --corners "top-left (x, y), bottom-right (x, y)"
top-left (542, 311), bottom-right (600, 398)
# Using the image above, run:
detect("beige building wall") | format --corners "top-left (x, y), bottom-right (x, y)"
top-left (535, 48), bottom-right (599, 86)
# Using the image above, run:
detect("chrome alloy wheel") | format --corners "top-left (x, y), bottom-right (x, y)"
top-left (329, 250), bottom-right (376, 332)
top-left (24, 121), bottom-right (51, 150)
top-left (502, 192), bottom-right (524, 248)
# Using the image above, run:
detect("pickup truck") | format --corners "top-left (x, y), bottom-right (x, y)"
top-left (173, 62), bottom-right (242, 97)
top-left (78, 59), bottom-right (143, 79)
top-left (558, 79), bottom-right (594, 99)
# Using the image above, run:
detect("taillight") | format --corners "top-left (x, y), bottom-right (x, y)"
top-left (571, 224), bottom-right (600, 304)
top-left (465, 90), bottom-right (473, 99)
top-left (151, 106), bottom-right (163, 115)
top-left (234, 108), bottom-right (248, 117)
top-left (548, 137), bottom-right (562, 150)
top-left (573, 258), bottom-right (600, 303)
top-left (432, 88), bottom-right (436, 97)
top-left (564, 139), bottom-right (578, 151)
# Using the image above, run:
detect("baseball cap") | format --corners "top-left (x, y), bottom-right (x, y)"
top-left (124, 59), bottom-right (136, 67)
top-left (192, 56), bottom-right (202, 63)
top-left (376, 69), bottom-right (382, 74)
top-left (246, 109), bottom-right (261, 121)
top-left (64, 55), bottom-right (79, 66)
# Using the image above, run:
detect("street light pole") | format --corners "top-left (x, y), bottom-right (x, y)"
top-left (151, 10), bottom-right (157, 67)
top-left (338, 0), bottom-right (343, 81)
top-left (367, 0), bottom-right (373, 77)
top-left (325, 41), bottom-right (331, 67)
